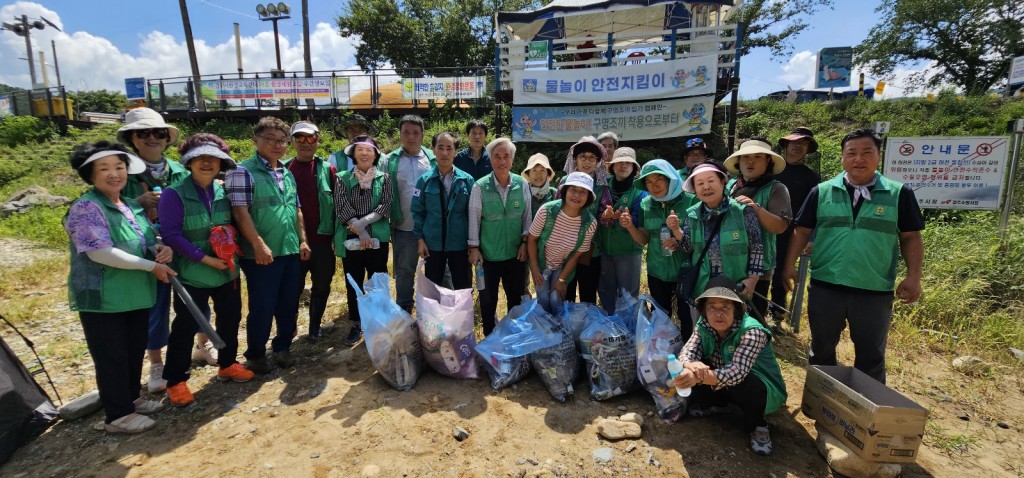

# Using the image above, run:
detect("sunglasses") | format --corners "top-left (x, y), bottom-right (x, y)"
top-left (292, 134), bottom-right (319, 144)
top-left (134, 129), bottom-right (169, 140)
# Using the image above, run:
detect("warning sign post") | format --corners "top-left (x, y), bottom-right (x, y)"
top-left (883, 136), bottom-right (1010, 210)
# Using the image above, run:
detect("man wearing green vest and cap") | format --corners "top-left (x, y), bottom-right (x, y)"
top-left (379, 114), bottom-right (436, 312)
top-left (225, 117), bottom-right (312, 374)
top-left (784, 129), bottom-right (924, 384)
top-left (285, 120), bottom-right (337, 342)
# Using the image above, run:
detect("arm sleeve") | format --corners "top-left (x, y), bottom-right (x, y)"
top-left (528, 206), bottom-right (548, 237)
top-left (334, 176), bottom-right (358, 224)
top-left (743, 207), bottom-right (765, 276)
top-left (680, 328), bottom-right (703, 364)
top-left (223, 168), bottom-right (254, 207)
top-left (412, 176), bottom-right (427, 239)
top-left (468, 183), bottom-right (483, 246)
top-left (712, 328), bottom-right (769, 389)
top-left (65, 200), bottom-right (114, 253)
top-left (521, 183), bottom-right (534, 235)
top-left (766, 182), bottom-right (793, 222)
top-left (85, 247), bottom-right (157, 271)
top-left (897, 185), bottom-right (925, 232)
top-left (793, 187), bottom-right (820, 229)
top-left (158, 188), bottom-right (205, 263)
top-left (372, 175), bottom-right (393, 220)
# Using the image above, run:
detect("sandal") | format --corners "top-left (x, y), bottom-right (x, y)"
top-left (104, 413), bottom-right (156, 434)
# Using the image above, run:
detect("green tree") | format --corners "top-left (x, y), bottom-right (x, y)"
top-left (67, 89), bottom-right (127, 114)
top-left (732, 0), bottom-right (835, 57)
top-left (336, 0), bottom-right (543, 76)
top-left (855, 0), bottom-right (1024, 95)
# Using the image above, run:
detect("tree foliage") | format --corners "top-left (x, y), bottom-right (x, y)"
top-left (336, 0), bottom-right (542, 76)
top-left (855, 0), bottom-right (1024, 95)
top-left (731, 0), bottom-right (835, 57)
top-left (67, 89), bottom-right (126, 114)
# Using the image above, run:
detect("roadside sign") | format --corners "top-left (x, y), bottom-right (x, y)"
top-left (816, 47), bottom-right (853, 89)
top-left (124, 77), bottom-right (146, 101)
top-left (527, 41), bottom-right (547, 61)
top-left (1009, 55), bottom-right (1024, 86)
top-left (884, 136), bottom-right (1010, 210)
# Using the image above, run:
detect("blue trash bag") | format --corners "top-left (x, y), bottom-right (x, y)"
top-left (347, 273), bottom-right (423, 391)
top-left (475, 299), bottom-right (561, 390)
top-left (613, 288), bottom-right (640, 332)
top-left (579, 306), bottom-right (637, 400)
top-left (525, 303), bottom-right (580, 402)
top-left (559, 302), bottom-right (591, 346)
top-left (634, 295), bottom-right (687, 421)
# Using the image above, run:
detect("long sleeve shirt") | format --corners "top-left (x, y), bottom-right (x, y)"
top-left (466, 177), bottom-right (533, 247)
top-left (679, 319), bottom-right (770, 389)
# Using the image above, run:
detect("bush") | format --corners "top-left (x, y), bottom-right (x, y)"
top-left (0, 116), bottom-right (58, 148)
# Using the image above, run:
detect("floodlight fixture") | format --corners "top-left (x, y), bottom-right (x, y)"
top-left (277, 3), bottom-right (289, 14)
top-left (267, 3), bottom-right (278, 14)
top-left (256, 4), bottom-right (267, 16)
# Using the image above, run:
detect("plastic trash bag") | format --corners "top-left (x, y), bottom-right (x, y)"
top-left (613, 288), bottom-right (639, 332)
top-left (525, 302), bottom-right (580, 402)
top-left (346, 273), bottom-right (423, 391)
top-left (414, 260), bottom-right (479, 379)
top-left (634, 296), bottom-right (687, 421)
top-left (579, 307), bottom-right (636, 400)
top-left (559, 302), bottom-right (591, 345)
top-left (476, 299), bottom-right (560, 390)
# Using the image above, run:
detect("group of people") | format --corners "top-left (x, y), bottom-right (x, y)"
top-left (64, 110), bottom-right (924, 456)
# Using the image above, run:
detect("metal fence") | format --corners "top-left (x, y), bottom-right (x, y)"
top-left (0, 86), bottom-right (71, 119)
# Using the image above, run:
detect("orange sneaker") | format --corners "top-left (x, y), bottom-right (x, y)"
top-left (217, 363), bottom-right (255, 383)
top-left (166, 382), bottom-right (194, 407)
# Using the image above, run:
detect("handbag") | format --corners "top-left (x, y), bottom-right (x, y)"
top-left (674, 214), bottom-right (724, 304)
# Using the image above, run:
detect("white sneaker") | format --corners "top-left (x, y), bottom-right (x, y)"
top-left (192, 342), bottom-right (218, 366)
top-left (147, 363), bottom-right (167, 393)
top-left (133, 397), bottom-right (166, 415)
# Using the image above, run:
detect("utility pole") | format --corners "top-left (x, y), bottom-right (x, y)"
top-left (302, 0), bottom-right (314, 109)
top-left (51, 39), bottom-right (61, 88)
top-left (178, 0), bottom-right (206, 111)
top-left (20, 15), bottom-right (36, 88)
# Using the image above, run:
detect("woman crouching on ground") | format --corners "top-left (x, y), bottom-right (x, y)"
top-left (157, 134), bottom-right (254, 406)
top-left (64, 141), bottom-right (175, 433)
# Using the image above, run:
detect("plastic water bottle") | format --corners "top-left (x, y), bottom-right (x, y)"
top-left (660, 225), bottom-right (673, 256)
top-left (343, 238), bottom-right (380, 250)
top-left (475, 261), bottom-right (486, 291)
top-left (666, 354), bottom-right (691, 397)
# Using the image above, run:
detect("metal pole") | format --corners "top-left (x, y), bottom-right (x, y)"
top-left (727, 23), bottom-right (744, 152)
top-left (51, 40), bottom-right (61, 89)
top-left (38, 51), bottom-right (49, 88)
top-left (20, 15), bottom-right (37, 88)
top-left (790, 253), bottom-right (810, 333)
top-left (272, 18), bottom-right (282, 71)
top-left (1000, 131), bottom-right (1022, 239)
top-left (235, 22), bottom-right (245, 108)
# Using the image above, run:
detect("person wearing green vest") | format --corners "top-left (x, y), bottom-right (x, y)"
top-left (558, 136), bottom-right (613, 305)
top-left (673, 278), bottom-right (788, 456)
top-left (335, 136), bottom-right (393, 346)
top-left (618, 160), bottom-right (692, 338)
top-left (676, 162), bottom-right (765, 332)
top-left (116, 107), bottom-right (198, 393)
top-left (225, 117), bottom-right (311, 374)
top-left (596, 147), bottom-right (647, 314)
top-left (468, 138), bottom-right (533, 335)
top-left (380, 114), bottom-right (436, 312)
top-left (527, 172), bottom-right (598, 314)
top-left (64, 141), bottom-right (175, 433)
top-left (412, 132), bottom-right (475, 289)
top-left (724, 139), bottom-right (792, 322)
top-left (285, 121), bottom-right (338, 342)
top-left (157, 134), bottom-right (254, 407)
top-left (783, 129), bottom-right (924, 384)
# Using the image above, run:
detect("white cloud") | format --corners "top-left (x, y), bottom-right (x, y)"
top-left (778, 50), bottom-right (817, 91)
top-left (772, 50), bottom-right (941, 98)
top-left (0, 2), bottom-right (359, 92)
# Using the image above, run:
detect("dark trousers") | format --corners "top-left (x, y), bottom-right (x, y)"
top-left (690, 369), bottom-right (769, 432)
top-left (566, 256), bottom-right (600, 304)
top-left (240, 254), bottom-right (303, 359)
top-left (164, 279), bottom-right (243, 386)
top-left (648, 274), bottom-right (692, 343)
top-left (807, 283), bottom-right (893, 383)
top-left (79, 309), bottom-right (148, 423)
top-left (300, 241), bottom-right (336, 335)
top-left (424, 250), bottom-right (471, 290)
top-left (750, 278), bottom-right (772, 325)
top-left (342, 243), bottom-right (390, 324)
top-left (770, 229), bottom-right (794, 314)
top-left (480, 257), bottom-right (527, 335)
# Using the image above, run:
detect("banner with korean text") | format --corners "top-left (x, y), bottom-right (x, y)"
top-left (511, 54), bottom-right (717, 104)
top-left (512, 96), bottom-right (714, 143)
top-left (400, 77), bottom-right (487, 101)
top-left (883, 136), bottom-right (1010, 210)
top-left (200, 77), bottom-right (350, 101)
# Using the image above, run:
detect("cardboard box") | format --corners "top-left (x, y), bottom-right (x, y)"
top-left (801, 366), bottom-right (928, 463)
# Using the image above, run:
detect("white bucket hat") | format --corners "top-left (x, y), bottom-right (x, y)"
top-left (558, 171), bottom-right (596, 206)
top-left (607, 147), bottom-right (640, 173)
top-left (116, 108), bottom-right (180, 145)
top-left (521, 153), bottom-right (555, 181)
top-left (724, 140), bottom-right (785, 175)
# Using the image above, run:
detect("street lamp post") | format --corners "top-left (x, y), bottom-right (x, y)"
top-left (2, 14), bottom-right (61, 89)
top-left (256, 3), bottom-right (290, 75)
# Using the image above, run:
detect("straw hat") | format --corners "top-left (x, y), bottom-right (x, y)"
top-left (724, 140), bottom-right (785, 175)
top-left (521, 153), bottom-right (555, 181)
top-left (116, 108), bottom-right (180, 145)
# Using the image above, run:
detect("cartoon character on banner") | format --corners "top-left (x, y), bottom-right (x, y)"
top-left (672, 69), bottom-right (691, 88)
top-left (690, 65), bottom-right (709, 87)
top-left (516, 114), bottom-right (537, 139)
top-left (683, 104), bottom-right (709, 132)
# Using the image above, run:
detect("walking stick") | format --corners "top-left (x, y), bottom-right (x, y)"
top-left (149, 245), bottom-right (226, 349)
top-left (789, 253), bottom-right (810, 333)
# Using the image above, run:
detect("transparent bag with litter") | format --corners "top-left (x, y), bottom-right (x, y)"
top-left (634, 296), bottom-right (687, 421)
top-left (347, 273), bottom-right (423, 391)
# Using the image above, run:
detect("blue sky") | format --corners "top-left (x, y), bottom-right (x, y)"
top-left (0, 0), bottom-right (924, 99)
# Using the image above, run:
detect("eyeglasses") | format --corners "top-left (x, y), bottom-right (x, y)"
top-left (686, 138), bottom-right (705, 148)
top-left (576, 153), bottom-right (599, 162)
top-left (134, 129), bottom-right (169, 140)
top-left (292, 134), bottom-right (319, 144)
top-left (258, 135), bottom-right (289, 147)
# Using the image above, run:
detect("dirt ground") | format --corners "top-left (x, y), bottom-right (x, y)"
top-left (0, 239), bottom-right (1021, 478)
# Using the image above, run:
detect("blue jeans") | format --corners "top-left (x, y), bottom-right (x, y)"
top-left (597, 254), bottom-right (643, 315)
top-left (392, 229), bottom-right (419, 309)
top-left (240, 254), bottom-right (303, 358)
top-left (535, 267), bottom-right (565, 315)
top-left (146, 281), bottom-right (171, 350)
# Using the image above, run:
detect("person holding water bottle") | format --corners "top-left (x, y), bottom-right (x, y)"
top-left (673, 278), bottom-right (787, 456)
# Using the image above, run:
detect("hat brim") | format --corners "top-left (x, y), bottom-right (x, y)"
top-left (778, 134), bottom-right (819, 154)
top-left (724, 147), bottom-right (786, 175)
top-left (682, 167), bottom-right (727, 194)
top-left (180, 145), bottom-right (238, 170)
top-left (116, 123), bottom-right (180, 146)
top-left (558, 182), bottom-right (596, 207)
top-left (521, 164), bottom-right (555, 181)
top-left (695, 286), bottom-right (746, 309)
top-left (339, 119), bottom-right (378, 136)
top-left (80, 150), bottom-right (148, 175)
top-left (344, 142), bottom-right (382, 162)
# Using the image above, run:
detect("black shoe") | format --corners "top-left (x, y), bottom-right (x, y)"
top-left (245, 357), bottom-right (273, 375)
top-left (344, 325), bottom-right (362, 346)
top-left (306, 330), bottom-right (323, 343)
top-left (273, 351), bottom-right (295, 369)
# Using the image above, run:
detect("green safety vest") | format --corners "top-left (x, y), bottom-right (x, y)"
top-left (687, 200), bottom-right (750, 298)
top-left (597, 186), bottom-right (645, 257)
top-left (697, 314), bottom-right (787, 415)
top-left (385, 147), bottom-right (436, 226)
top-left (728, 178), bottom-right (781, 271)
top-left (334, 168), bottom-right (391, 258)
top-left (529, 186), bottom-right (556, 218)
top-left (478, 173), bottom-right (527, 262)
top-left (168, 178), bottom-right (238, 288)
top-left (66, 189), bottom-right (157, 313)
top-left (536, 200), bottom-right (595, 282)
top-left (639, 194), bottom-right (691, 282)
top-left (239, 155), bottom-right (300, 258)
top-left (812, 174), bottom-right (902, 291)
top-left (122, 156), bottom-right (190, 202)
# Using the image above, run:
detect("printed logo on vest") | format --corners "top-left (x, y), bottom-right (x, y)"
top-left (732, 231), bottom-right (740, 240)
top-left (513, 200), bottom-right (521, 208)
top-left (874, 206), bottom-right (885, 216)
